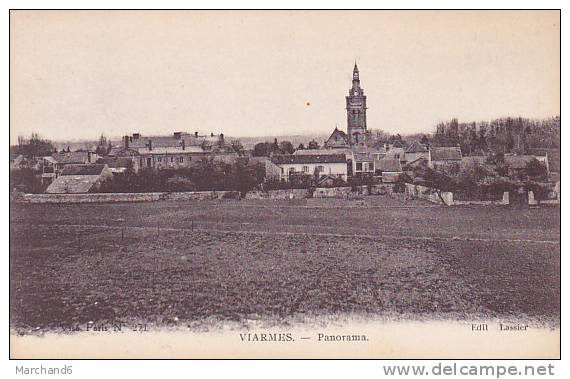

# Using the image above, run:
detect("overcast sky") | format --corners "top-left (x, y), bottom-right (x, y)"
top-left (10, 10), bottom-right (560, 143)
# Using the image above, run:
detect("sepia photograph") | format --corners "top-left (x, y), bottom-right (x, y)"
top-left (8, 9), bottom-right (560, 359)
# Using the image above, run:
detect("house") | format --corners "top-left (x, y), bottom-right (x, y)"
top-left (503, 154), bottom-right (550, 179)
top-left (266, 154), bottom-right (348, 182)
top-left (352, 151), bottom-right (375, 176)
top-left (324, 127), bottom-right (350, 149)
top-left (374, 158), bottom-right (403, 183)
top-left (384, 146), bottom-right (406, 164)
top-left (97, 157), bottom-right (133, 174)
top-left (404, 141), bottom-right (429, 163)
top-left (429, 146), bottom-right (463, 169)
top-left (316, 174), bottom-right (345, 187)
top-left (45, 164), bottom-right (113, 194)
top-left (115, 133), bottom-right (238, 172)
top-left (40, 156), bottom-right (59, 184)
top-left (48, 151), bottom-right (100, 177)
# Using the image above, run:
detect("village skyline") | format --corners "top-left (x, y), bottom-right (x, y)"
top-left (10, 11), bottom-right (560, 144)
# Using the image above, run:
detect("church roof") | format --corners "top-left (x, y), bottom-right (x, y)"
top-left (324, 128), bottom-right (349, 148)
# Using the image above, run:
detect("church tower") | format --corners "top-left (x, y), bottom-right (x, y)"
top-left (346, 63), bottom-right (367, 146)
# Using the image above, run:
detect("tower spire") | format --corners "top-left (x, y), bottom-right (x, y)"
top-left (346, 63), bottom-right (366, 146)
top-left (353, 61), bottom-right (359, 81)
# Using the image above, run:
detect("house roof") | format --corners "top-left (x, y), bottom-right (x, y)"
top-left (375, 158), bottom-right (403, 172)
top-left (293, 148), bottom-right (350, 156)
top-left (128, 133), bottom-right (223, 149)
top-left (136, 146), bottom-right (204, 155)
top-left (461, 155), bottom-right (488, 166)
top-left (324, 128), bottom-right (349, 147)
top-left (52, 151), bottom-right (91, 164)
top-left (430, 146), bottom-right (462, 161)
top-left (43, 156), bottom-right (58, 164)
top-left (98, 157), bottom-right (132, 168)
top-left (353, 152), bottom-right (375, 162)
top-left (316, 175), bottom-right (340, 185)
top-left (45, 175), bottom-right (102, 194)
top-left (271, 154), bottom-right (346, 164)
top-left (108, 147), bottom-right (140, 157)
top-left (405, 141), bottom-right (428, 153)
top-left (385, 147), bottom-right (405, 160)
top-left (60, 164), bottom-right (107, 176)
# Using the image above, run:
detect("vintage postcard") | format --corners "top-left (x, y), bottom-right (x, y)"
top-left (9, 10), bottom-right (560, 359)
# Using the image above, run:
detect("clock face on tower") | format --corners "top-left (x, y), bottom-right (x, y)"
top-left (354, 91), bottom-right (358, 96)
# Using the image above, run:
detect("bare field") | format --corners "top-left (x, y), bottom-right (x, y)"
top-left (9, 198), bottom-right (560, 333)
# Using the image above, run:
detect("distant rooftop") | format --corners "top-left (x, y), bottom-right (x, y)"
top-left (271, 154), bottom-right (347, 164)
top-left (430, 146), bottom-right (462, 161)
top-left (60, 164), bottom-right (107, 176)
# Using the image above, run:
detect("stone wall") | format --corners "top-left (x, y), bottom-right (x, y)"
top-left (19, 191), bottom-right (234, 204)
top-left (244, 189), bottom-right (309, 200)
top-left (17, 183), bottom-right (513, 206)
top-left (405, 183), bottom-right (454, 205)
top-left (405, 183), bottom-right (510, 206)
top-left (313, 184), bottom-right (398, 198)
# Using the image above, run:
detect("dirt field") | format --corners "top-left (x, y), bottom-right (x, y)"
top-left (10, 197), bottom-right (560, 333)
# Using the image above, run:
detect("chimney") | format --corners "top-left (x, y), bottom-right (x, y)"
top-left (124, 135), bottom-right (130, 149)
top-left (147, 140), bottom-right (152, 151)
top-left (132, 133), bottom-right (140, 140)
top-left (220, 133), bottom-right (224, 142)
top-left (182, 139), bottom-right (186, 150)
top-left (211, 132), bottom-right (214, 137)
top-left (88, 151), bottom-right (92, 163)
top-left (195, 131), bottom-right (199, 137)
top-left (174, 132), bottom-right (181, 139)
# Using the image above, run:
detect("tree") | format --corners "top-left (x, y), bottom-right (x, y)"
top-left (252, 142), bottom-right (270, 157)
top-left (271, 138), bottom-right (280, 153)
top-left (16, 133), bottom-right (55, 158)
top-left (95, 134), bottom-right (109, 155)
top-left (524, 158), bottom-right (548, 181)
top-left (297, 143), bottom-right (305, 150)
top-left (279, 141), bottom-right (295, 155)
top-left (307, 139), bottom-right (320, 150)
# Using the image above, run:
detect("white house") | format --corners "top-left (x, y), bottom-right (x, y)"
top-left (266, 154), bottom-right (348, 182)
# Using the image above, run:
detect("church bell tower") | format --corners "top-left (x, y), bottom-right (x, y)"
top-left (346, 63), bottom-right (367, 146)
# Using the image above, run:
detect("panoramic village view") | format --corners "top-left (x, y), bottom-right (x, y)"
top-left (8, 10), bottom-right (562, 361)
top-left (10, 61), bottom-right (561, 341)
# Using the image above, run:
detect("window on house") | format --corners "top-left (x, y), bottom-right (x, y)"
top-left (289, 167), bottom-right (296, 175)
top-left (171, 157), bottom-right (174, 163)
top-left (317, 165), bottom-right (324, 173)
top-left (302, 166), bottom-right (309, 173)
top-left (179, 156), bottom-right (184, 163)
top-left (157, 157), bottom-right (162, 162)
top-left (356, 162), bottom-right (363, 171)
top-left (280, 167), bottom-right (284, 174)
